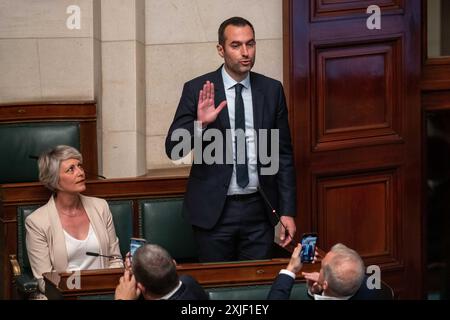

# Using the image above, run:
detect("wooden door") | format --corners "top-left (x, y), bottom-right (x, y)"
top-left (283, 0), bottom-right (422, 298)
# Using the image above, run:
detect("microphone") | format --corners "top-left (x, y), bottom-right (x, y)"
top-left (86, 252), bottom-right (121, 260)
top-left (257, 186), bottom-right (297, 244)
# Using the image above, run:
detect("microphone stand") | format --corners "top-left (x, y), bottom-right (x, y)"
top-left (257, 187), bottom-right (298, 248)
top-left (86, 252), bottom-right (122, 260)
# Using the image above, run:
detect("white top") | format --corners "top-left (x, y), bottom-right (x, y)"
top-left (64, 224), bottom-right (102, 271)
top-left (221, 66), bottom-right (259, 195)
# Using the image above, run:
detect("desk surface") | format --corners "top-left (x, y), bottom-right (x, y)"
top-left (43, 257), bottom-right (321, 299)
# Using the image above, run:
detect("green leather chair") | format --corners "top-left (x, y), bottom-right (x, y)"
top-left (13, 205), bottom-right (40, 296)
top-left (0, 122), bottom-right (80, 184)
top-left (207, 282), bottom-right (310, 300)
top-left (107, 200), bottom-right (133, 257)
top-left (139, 198), bottom-right (198, 262)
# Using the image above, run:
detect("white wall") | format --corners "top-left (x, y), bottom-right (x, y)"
top-left (0, 0), bottom-right (283, 175)
top-left (0, 0), bottom-right (97, 102)
top-left (145, 0), bottom-right (283, 168)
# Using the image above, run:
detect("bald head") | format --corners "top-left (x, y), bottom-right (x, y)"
top-left (321, 243), bottom-right (365, 298)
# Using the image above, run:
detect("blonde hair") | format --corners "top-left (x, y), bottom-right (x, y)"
top-left (38, 145), bottom-right (82, 192)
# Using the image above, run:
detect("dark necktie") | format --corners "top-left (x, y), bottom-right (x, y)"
top-left (235, 83), bottom-right (249, 188)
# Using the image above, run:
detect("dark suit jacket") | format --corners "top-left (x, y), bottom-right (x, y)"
top-left (267, 273), bottom-right (294, 300)
top-left (267, 273), bottom-right (394, 300)
top-left (169, 275), bottom-right (209, 300)
top-left (165, 66), bottom-right (296, 229)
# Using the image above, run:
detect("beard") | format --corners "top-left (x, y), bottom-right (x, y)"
top-left (225, 57), bottom-right (255, 79)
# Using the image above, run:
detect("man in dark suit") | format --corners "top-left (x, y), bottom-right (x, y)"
top-left (165, 16), bottom-right (297, 262)
top-left (268, 243), bottom-right (372, 300)
top-left (114, 244), bottom-right (208, 300)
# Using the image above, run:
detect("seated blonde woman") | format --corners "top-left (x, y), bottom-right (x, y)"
top-left (25, 145), bottom-right (123, 294)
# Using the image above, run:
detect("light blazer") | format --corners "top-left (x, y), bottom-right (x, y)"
top-left (25, 194), bottom-right (123, 293)
top-left (165, 66), bottom-right (297, 229)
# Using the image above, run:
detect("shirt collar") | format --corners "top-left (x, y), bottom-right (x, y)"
top-left (221, 65), bottom-right (250, 90)
top-left (313, 293), bottom-right (352, 300)
top-left (158, 281), bottom-right (183, 300)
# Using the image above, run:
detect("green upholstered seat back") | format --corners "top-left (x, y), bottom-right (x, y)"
top-left (17, 205), bottom-right (40, 271)
top-left (289, 282), bottom-right (311, 300)
top-left (139, 198), bottom-right (198, 261)
top-left (107, 200), bottom-right (133, 257)
top-left (207, 282), bottom-right (309, 300)
top-left (0, 122), bottom-right (80, 184)
top-left (207, 285), bottom-right (270, 300)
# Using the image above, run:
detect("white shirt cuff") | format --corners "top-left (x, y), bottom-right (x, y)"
top-left (279, 269), bottom-right (296, 280)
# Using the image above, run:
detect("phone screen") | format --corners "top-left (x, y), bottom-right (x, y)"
top-left (300, 234), bottom-right (318, 263)
top-left (130, 238), bottom-right (146, 258)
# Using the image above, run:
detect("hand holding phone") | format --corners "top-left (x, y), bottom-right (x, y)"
top-left (300, 233), bottom-right (318, 263)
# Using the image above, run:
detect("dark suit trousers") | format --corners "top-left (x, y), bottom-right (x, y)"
top-left (193, 193), bottom-right (274, 262)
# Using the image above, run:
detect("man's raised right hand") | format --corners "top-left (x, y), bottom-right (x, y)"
top-left (197, 81), bottom-right (227, 128)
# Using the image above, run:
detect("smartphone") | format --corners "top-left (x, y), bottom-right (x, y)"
top-left (130, 237), bottom-right (147, 259)
top-left (300, 233), bottom-right (318, 263)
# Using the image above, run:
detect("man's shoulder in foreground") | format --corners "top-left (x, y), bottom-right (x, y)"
top-left (186, 67), bottom-right (222, 85)
top-left (175, 274), bottom-right (209, 300)
top-left (250, 70), bottom-right (281, 84)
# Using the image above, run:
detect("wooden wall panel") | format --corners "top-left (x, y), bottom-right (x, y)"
top-left (284, 0), bottom-right (422, 298)
top-left (312, 0), bottom-right (404, 21)
top-left (423, 90), bottom-right (450, 112)
top-left (313, 38), bottom-right (403, 151)
top-left (315, 170), bottom-right (401, 268)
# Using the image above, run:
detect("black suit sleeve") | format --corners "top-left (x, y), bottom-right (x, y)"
top-left (275, 83), bottom-right (296, 216)
top-left (177, 275), bottom-right (209, 300)
top-left (165, 81), bottom-right (197, 160)
top-left (267, 273), bottom-right (295, 300)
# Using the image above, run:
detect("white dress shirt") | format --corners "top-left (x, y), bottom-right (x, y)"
top-left (221, 66), bottom-right (259, 195)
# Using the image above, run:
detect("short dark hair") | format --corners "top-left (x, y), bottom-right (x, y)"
top-left (132, 244), bottom-right (179, 296)
top-left (218, 16), bottom-right (255, 46)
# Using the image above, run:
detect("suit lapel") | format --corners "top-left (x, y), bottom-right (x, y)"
top-left (250, 73), bottom-right (265, 131)
top-left (48, 195), bottom-right (69, 271)
top-left (81, 195), bottom-right (107, 268)
top-left (212, 68), bottom-right (230, 130)
top-left (214, 69), bottom-right (265, 131)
